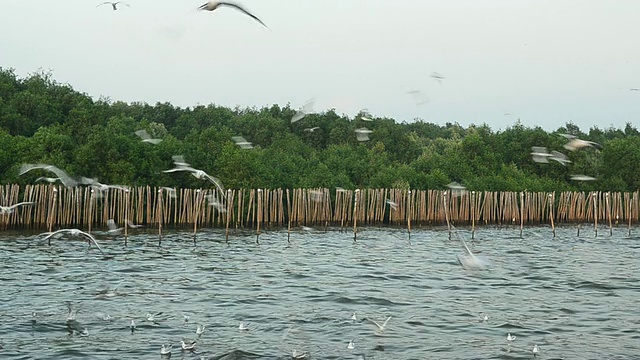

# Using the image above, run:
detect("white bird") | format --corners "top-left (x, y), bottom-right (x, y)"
top-left (196, 324), bottom-right (205, 336)
top-left (571, 174), bottom-right (596, 181)
top-left (130, 319), bottom-right (136, 334)
top-left (106, 219), bottom-right (123, 236)
top-left (291, 98), bottom-right (315, 123)
top-left (386, 199), bottom-right (398, 211)
top-left (79, 328), bottom-right (89, 337)
top-left (0, 202), bottom-right (35, 215)
top-left (549, 150), bottom-right (571, 166)
top-left (159, 187), bottom-right (177, 199)
top-left (303, 127), bottom-right (320, 132)
top-left (39, 229), bottom-right (105, 255)
top-left (532, 344), bottom-right (539, 357)
top-left (481, 314), bottom-right (489, 322)
top-left (366, 316), bottom-right (391, 333)
top-left (507, 333), bottom-right (516, 342)
top-left (561, 135), bottom-right (603, 151)
top-left (239, 321), bottom-right (249, 331)
top-left (35, 176), bottom-right (63, 184)
top-left (292, 350), bottom-right (308, 359)
top-left (355, 127), bottom-right (373, 142)
top-left (161, 344), bottom-right (172, 355)
top-left (232, 136), bottom-right (254, 149)
top-left (97, 1), bottom-right (129, 10)
top-left (80, 177), bottom-right (129, 195)
top-left (135, 129), bottom-right (162, 144)
top-left (146, 312), bottom-right (163, 323)
top-left (183, 314), bottom-right (190, 324)
top-left (347, 340), bottom-right (355, 349)
top-left (163, 156), bottom-right (225, 196)
top-left (127, 220), bottom-right (144, 229)
top-left (181, 340), bottom-right (197, 351)
top-left (19, 163), bottom-right (78, 187)
top-left (198, 1), bottom-right (268, 29)
top-left (351, 312), bottom-right (357, 321)
top-left (530, 146), bottom-right (553, 163)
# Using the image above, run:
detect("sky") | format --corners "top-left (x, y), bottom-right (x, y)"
top-left (1, 0), bottom-right (639, 132)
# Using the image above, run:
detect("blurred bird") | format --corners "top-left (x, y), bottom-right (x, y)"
top-left (430, 72), bottom-right (445, 83)
top-left (40, 229), bottom-right (105, 255)
top-left (406, 89), bottom-right (429, 105)
top-left (135, 130), bottom-right (162, 144)
top-left (549, 150), bottom-right (571, 166)
top-left (532, 344), bottom-right (539, 357)
top-left (355, 127), bottom-right (373, 142)
top-left (571, 174), bottom-right (596, 181)
top-left (0, 202), bottom-right (35, 215)
top-left (232, 136), bottom-right (254, 149)
top-left (20, 163), bottom-right (78, 187)
top-left (291, 98), bottom-right (315, 123)
top-left (198, 1), bottom-right (268, 29)
top-left (303, 127), bottom-right (320, 132)
top-left (531, 146), bottom-right (552, 163)
top-left (163, 156), bottom-right (225, 196)
top-left (560, 134), bottom-right (603, 151)
top-left (97, 1), bottom-right (129, 10)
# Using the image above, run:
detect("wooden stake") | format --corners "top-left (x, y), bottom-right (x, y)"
top-left (256, 189), bottom-right (262, 244)
top-left (353, 189), bottom-right (360, 242)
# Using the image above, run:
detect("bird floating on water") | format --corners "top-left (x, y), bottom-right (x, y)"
top-left (130, 319), bottom-right (136, 334)
top-left (239, 321), bottom-right (249, 331)
top-left (532, 344), bottom-right (539, 357)
top-left (161, 344), bottom-right (172, 355)
top-left (347, 340), bottom-right (355, 349)
top-left (481, 314), bottom-right (489, 322)
top-left (196, 324), bottom-right (205, 336)
top-left (292, 350), bottom-right (308, 359)
top-left (181, 340), bottom-right (197, 351)
top-left (198, 1), bottom-right (268, 29)
top-left (97, 1), bottom-right (129, 10)
top-left (507, 333), bottom-right (516, 342)
top-left (351, 312), bottom-right (357, 321)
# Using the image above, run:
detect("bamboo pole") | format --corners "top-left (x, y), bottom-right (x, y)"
top-left (225, 189), bottom-right (232, 243)
top-left (256, 189), bottom-right (262, 244)
top-left (407, 190), bottom-right (412, 241)
top-left (593, 192), bottom-right (598, 237)
top-left (520, 192), bottom-right (524, 238)
top-left (353, 189), bottom-right (360, 242)
top-left (444, 192), bottom-right (451, 239)
top-left (549, 193), bottom-right (555, 238)
top-left (605, 192), bottom-right (612, 236)
top-left (158, 188), bottom-right (163, 245)
top-left (124, 188), bottom-right (129, 246)
top-left (471, 191), bottom-right (476, 239)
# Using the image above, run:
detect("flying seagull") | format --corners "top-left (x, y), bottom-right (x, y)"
top-left (559, 134), bottom-right (603, 151)
top-left (19, 163), bottom-right (79, 187)
top-left (163, 156), bottom-right (225, 196)
top-left (135, 130), bottom-right (162, 144)
top-left (0, 202), bottom-right (35, 215)
top-left (430, 72), bottom-right (445, 83)
top-left (291, 98), bottom-right (315, 123)
top-left (198, 1), bottom-right (268, 29)
top-left (232, 136), bottom-right (254, 149)
top-left (39, 229), bottom-right (105, 255)
top-left (97, 1), bottom-right (129, 10)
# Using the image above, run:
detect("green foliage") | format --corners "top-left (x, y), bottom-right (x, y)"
top-left (1, 68), bottom-right (639, 191)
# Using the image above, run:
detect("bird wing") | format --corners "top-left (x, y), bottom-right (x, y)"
top-left (135, 129), bottom-right (151, 140)
top-left (365, 318), bottom-right (382, 329)
top-left (163, 167), bottom-right (194, 173)
top-left (78, 231), bottom-right (105, 255)
top-left (219, 2), bottom-right (269, 28)
top-left (381, 316), bottom-right (391, 328)
top-left (96, 2), bottom-right (112, 7)
top-left (8, 202), bottom-right (35, 210)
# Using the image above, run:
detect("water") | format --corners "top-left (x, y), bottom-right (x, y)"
top-left (1, 226), bottom-right (639, 359)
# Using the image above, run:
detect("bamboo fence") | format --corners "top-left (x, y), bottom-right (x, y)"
top-left (0, 184), bottom-right (639, 233)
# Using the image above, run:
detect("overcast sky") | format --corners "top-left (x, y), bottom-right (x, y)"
top-left (1, 0), bottom-right (638, 131)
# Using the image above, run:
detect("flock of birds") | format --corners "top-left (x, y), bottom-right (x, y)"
top-left (530, 133), bottom-right (603, 182)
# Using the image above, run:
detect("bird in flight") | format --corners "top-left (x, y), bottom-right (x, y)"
top-left (198, 1), bottom-right (268, 29)
top-left (97, 1), bottom-right (129, 11)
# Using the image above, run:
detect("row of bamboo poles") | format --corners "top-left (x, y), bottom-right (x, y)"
top-left (0, 184), bottom-right (639, 233)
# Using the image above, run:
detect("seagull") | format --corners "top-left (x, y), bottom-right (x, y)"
top-left (198, 1), bottom-right (268, 29)
top-left (430, 72), bottom-right (445, 83)
top-left (127, 220), bottom-right (144, 229)
top-left (163, 156), bottom-right (225, 196)
top-left (406, 89), bottom-right (429, 105)
top-left (79, 328), bottom-right (89, 337)
top-left (196, 324), bottom-right (205, 336)
top-left (160, 187), bottom-right (177, 199)
top-left (507, 333), bottom-right (516, 342)
top-left (355, 127), bottom-right (373, 142)
top-left (183, 314), bottom-right (190, 324)
top-left (239, 321), bottom-right (249, 331)
top-left (303, 127), bottom-right (320, 132)
top-left (481, 314), bottom-right (489, 322)
top-left (571, 174), bottom-right (596, 181)
top-left (292, 350), bottom-right (308, 359)
top-left (530, 146), bottom-right (553, 163)
top-left (130, 319), bottom-right (136, 334)
top-left (39, 229), bottom-right (105, 255)
top-left (80, 177), bottom-right (129, 194)
top-left (232, 136), bottom-right (254, 149)
top-left (106, 219), bottom-right (123, 237)
top-left (135, 129), bottom-right (162, 144)
top-left (549, 150), bottom-right (571, 166)
top-left (161, 344), bottom-right (173, 355)
top-left (447, 182), bottom-right (466, 191)
top-left (386, 199), bottom-right (398, 211)
top-left (205, 194), bottom-right (226, 212)
top-left (291, 98), bottom-right (315, 123)
top-left (97, 1), bottom-right (129, 10)
top-left (347, 340), bottom-right (355, 349)
top-left (66, 302), bottom-right (78, 321)
top-left (146, 312), bottom-right (163, 323)
top-left (181, 340), bottom-right (197, 351)
top-left (366, 316), bottom-right (391, 333)
top-left (0, 202), bottom-right (35, 215)
top-left (19, 163), bottom-right (78, 187)
top-left (351, 312), bottom-right (357, 321)
top-left (532, 344), bottom-right (539, 357)
top-left (630, 88), bottom-right (639, 91)
top-left (560, 135), bottom-right (603, 151)
top-left (35, 176), bottom-right (63, 184)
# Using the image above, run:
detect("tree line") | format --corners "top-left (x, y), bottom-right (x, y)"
top-left (1, 67), bottom-right (639, 192)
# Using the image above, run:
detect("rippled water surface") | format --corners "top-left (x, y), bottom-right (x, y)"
top-left (1, 226), bottom-right (640, 359)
